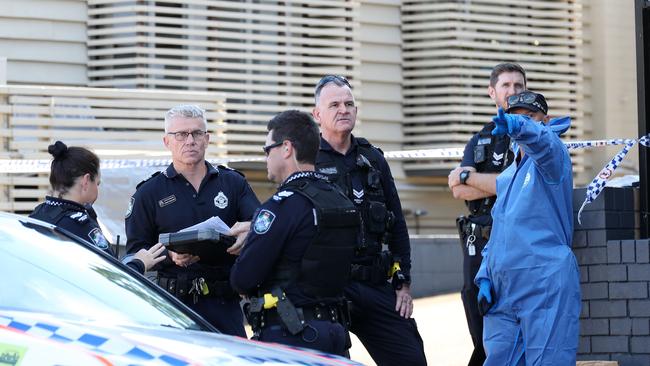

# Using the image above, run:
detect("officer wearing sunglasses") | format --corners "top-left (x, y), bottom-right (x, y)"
top-left (475, 91), bottom-right (580, 366)
top-left (312, 75), bottom-right (427, 366)
top-left (448, 63), bottom-right (524, 366)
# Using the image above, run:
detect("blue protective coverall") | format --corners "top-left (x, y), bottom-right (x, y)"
top-left (475, 114), bottom-right (581, 366)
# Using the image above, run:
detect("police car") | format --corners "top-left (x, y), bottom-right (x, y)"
top-left (0, 212), bottom-right (364, 366)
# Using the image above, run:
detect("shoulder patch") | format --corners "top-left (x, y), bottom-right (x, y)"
top-left (218, 164), bottom-right (245, 178)
top-left (253, 209), bottom-right (276, 234)
top-left (272, 190), bottom-right (294, 202)
top-left (88, 228), bottom-right (109, 249)
top-left (136, 171), bottom-right (162, 189)
top-left (125, 196), bottom-right (135, 218)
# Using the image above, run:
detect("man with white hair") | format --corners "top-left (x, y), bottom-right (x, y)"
top-left (126, 104), bottom-right (260, 336)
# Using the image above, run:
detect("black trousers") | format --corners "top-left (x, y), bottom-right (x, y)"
top-left (460, 234), bottom-right (488, 366)
top-left (186, 296), bottom-right (246, 337)
top-left (259, 319), bottom-right (349, 356)
top-left (345, 281), bottom-right (427, 366)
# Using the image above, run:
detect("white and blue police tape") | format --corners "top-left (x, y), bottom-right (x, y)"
top-left (0, 157), bottom-right (266, 173)
top-left (2, 135), bottom-right (650, 225)
top-left (576, 134), bottom-right (650, 224)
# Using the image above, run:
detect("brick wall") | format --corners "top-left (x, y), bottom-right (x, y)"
top-left (574, 187), bottom-right (650, 365)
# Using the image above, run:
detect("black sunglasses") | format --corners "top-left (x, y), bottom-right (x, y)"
top-left (315, 75), bottom-right (352, 95)
top-left (262, 141), bottom-right (283, 155)
top-left (507, 92), bottom-right (537, 106)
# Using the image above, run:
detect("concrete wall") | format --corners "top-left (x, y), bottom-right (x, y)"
top-left (410, 236), bottom-right (463, 298)
top-left (582, 0), bottom-right (639, 180)
top-left (0, 0), bottom-right (87, 86)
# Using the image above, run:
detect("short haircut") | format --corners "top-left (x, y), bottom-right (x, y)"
top-left (47, 141), bottom-right (100, 196)
top-left (314, 75), bottom-right (352, 105)
top-left (267, 110), bottom-right (320, 165)
top-left (164, 104), bottom-right (208, 132)
top-left (489, 63), bottom-right (527, 87)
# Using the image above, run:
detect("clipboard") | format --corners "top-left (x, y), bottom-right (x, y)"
top-left (158, 229), bottom-right (236, 264)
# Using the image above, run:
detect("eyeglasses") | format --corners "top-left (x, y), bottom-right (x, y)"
top-left (315, 75), bottom-right (352, 97)
top-left (167, 130), bottom-right (207, 141)
top-left (262, 141), bottom-right (284, 155)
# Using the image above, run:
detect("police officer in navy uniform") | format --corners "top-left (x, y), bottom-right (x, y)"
top-left (448, 63), bottom-right (525, 366)
top-left (125, 105), bottom-right (260, 336)
top-left (311, 75), bottom-right (427, 365)
top-left (231, 110), bottom-right (359, 356)
top-left (30, 141), bottom-right (166, 274)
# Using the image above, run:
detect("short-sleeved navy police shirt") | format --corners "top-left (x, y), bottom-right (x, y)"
top-left (125, 162), bottom-right (260, 276)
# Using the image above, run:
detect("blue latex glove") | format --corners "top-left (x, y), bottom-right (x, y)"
top-left (477, 278), bottom-right (493, 304)
top-left (491, 108), bottom-right (524, 136)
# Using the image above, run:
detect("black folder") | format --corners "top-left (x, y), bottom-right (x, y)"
top-left (158, 229), bottom-right (235, 264)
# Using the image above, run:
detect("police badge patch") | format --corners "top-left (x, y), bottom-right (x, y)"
top-left (214, 191), bottom-right (228, 209)
top-left (88, 228), bottom-right (109, 249)
top-left (125, 197), bottom-right (134, 218)
top-left (253, 209), bottom-right (276, 234)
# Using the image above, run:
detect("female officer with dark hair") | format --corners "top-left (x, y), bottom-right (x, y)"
top-left (30, 141), bottom-right (165, 274)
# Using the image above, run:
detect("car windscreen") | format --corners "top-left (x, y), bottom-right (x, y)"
top-left (0, 217), bottom-right (204, 331)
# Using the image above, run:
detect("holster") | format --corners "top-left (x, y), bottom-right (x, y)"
top-left (350, 250), bottom-right (392, 284)
top-left (456, 216), bottom-right (492, 247)
top-left (456, 215), bottom-right (469, 248)
top-left (157, 273), bottom-right (190, 299)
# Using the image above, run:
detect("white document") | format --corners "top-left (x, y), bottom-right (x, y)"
top-left (179, 216), bottom-right (230, 234)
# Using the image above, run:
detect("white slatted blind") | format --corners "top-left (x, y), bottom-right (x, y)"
top-left (87, 0), bottom-right (361, 159)
top-left (402, 0), bottom-right (585, 176)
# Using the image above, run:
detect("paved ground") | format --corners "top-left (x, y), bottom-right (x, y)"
top-left (349, 292), bottom-right (473, 366)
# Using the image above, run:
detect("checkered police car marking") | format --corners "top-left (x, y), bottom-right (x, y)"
top-left (0, 314), bottom-right (191, 366)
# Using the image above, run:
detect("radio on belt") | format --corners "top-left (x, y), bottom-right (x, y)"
top-left (158, 229), bottom-right (235, 264)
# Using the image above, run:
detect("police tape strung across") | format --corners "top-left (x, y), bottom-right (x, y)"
top-left (3, 134), bottom-right (650, 223)
top-left (576, 134), bottom-right (650, 223)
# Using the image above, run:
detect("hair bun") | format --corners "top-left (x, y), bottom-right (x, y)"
top-left (48, 141), bottom-right (68, 159)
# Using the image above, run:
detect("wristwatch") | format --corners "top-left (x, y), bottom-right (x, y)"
top-left (459, 170), bottom-right (471, 185)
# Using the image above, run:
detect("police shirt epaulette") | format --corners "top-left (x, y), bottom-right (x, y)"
top-left (136, 171), bottom-right (161, 189)
top-left (357, 137), bottom-right (384, 155)
top-left (271, 190), bottom-right (294, 203)
top-left (67, 211), bottom-right (89, 224)
top-left (218, 164), bottom-right (246, 178)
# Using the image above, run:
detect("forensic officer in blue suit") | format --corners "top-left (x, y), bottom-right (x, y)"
top-left (231, 110), bottom-right (359, 356)
top-left (449, 63), bottom-right (524, 366)
top-left (475, 91), bottom-right (581, 365)
top-left (312, 75), bottom-right (427, 365)
top-left (31, 140), bottom-right (166, 274)
top-left (126, 105), bottom-right (260, 336)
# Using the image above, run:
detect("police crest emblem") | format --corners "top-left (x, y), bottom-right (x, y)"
top-left (253, 209), bottom-right (276, 234)
top-left (125, 197), bottom-right (134, 218)
top-left (88, 228), bottom-right (109, 249)
top-left (214, 191), bottom-right (228, 209)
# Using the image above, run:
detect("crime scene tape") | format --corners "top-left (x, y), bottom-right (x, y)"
top-left (2, 135), bottom-right (649, 226)
top-left (576, 135), bottom-right (650, 223)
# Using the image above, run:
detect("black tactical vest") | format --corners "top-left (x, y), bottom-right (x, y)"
top-left (467, 123), bottom-right (513, 217)
top-left (315, 138), bottom-right (391, 256)
top-left (260, 176), bottom-right (360, 302)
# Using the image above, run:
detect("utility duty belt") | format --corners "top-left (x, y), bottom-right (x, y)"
top-left (456, 216), bottom-right (492, 257)
top-left (157, 274), bottom-right (238, 303)
top-left (244, 288), bottom-right (351, 338)
top-left (350, 251), bottom-right (409, 290)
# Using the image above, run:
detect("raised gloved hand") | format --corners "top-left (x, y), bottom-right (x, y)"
top-left (491, 108), bottom-right (524, 136)
top-left (477, 278), bottom-right (493, 304)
